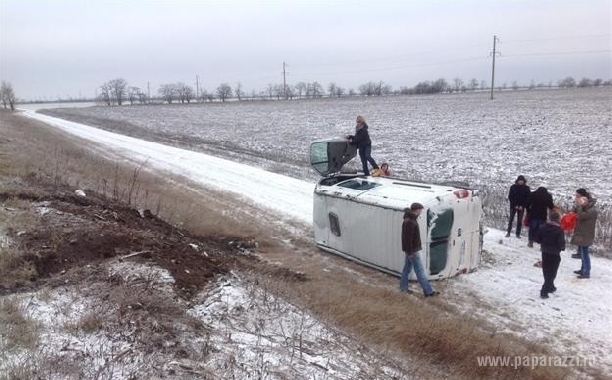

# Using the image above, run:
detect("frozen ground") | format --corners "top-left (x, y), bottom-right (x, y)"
top-left (17, 108), bottom-right (612, 375)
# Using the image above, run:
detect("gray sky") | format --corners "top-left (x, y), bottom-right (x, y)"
top-left (1, 0), bottom-right (610, 101)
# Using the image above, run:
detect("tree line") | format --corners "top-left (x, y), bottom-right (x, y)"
top-left (94, 75), bottom-right (611, 106)
top-left (1, 75), bottom-right (610, 108)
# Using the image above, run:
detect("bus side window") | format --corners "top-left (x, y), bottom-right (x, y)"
top-left (329, 213), bottom-right (341, 236)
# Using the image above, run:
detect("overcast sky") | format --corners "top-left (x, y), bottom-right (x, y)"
top-left (1, 0), bottom-right (610, 101)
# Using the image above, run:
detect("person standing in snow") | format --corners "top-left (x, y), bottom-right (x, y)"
top-left (346, 115), bottom-right (379, 176)
top-left (506, 175), bottom-right (530, 238)
top-left (570, 188), bottom-right (598, 279)
top-left (533, 210), bottom-right (565, 299)
top-left (400, 203), bottom-right (439, 297)
top-left (526, 185), bottom-right (555, 248)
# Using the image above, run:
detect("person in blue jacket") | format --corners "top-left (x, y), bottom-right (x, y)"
top-left (346, 115), bottom-right (379, 176)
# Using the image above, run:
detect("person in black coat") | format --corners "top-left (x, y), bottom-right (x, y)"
top-left (526, 186), bottom-right (555, 247)
top-left (534, 210), bottom-right (565, 299)
top-left (346, 115), bottom-right (379, 176)
top-left (506, 175), bottom-right (530, 238)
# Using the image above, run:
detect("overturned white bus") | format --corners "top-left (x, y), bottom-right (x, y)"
top-left (309, 138), bottom-right (484, 280)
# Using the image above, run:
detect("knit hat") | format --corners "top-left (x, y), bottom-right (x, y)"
top-left (549, 210), bottom-right (560, 222)
top-left (410, 202), bottom-right (424, 211)
top-left (576, 188), bottom-right (589, 197)
top-left (516, 175), bottom-right (526, 183)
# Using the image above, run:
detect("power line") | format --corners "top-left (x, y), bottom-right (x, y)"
top-left (502, 34), bottom-right (611, 44)
top-left (290, 56), bottom-right (489, 77)
top-left (503, 49), bottom-right (611, 57)
top-left (293, 43), bottom-right (488, 68)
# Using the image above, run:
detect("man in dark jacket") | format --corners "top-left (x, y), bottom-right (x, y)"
top-left (506, 175), bottom-right (530, 238)
top-left (346, 115), bottom-right (379, 176)
top-left (400, 203), bottom-right (439, 297)
top-left (526, 186), bottom-right (555, 247)
top-left (534, 210), bottom-right (565, 299)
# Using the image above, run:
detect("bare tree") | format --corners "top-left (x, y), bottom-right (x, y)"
top-left (184, 85), bottom-right (194, 103)
top-left (295, 82), bottom-right (307, 99)
top-left (158, 84), bottom-right (176, 103)
top-left (216, 83), bottom-right (232, 102)
top-left (433, 78), bottom-right (448, 93)
top-left (109, 78), bottom-right (128, 105)
top-left (285, 85), bottom-right (295, 100)
top-left (511, 81), bottom-right (519, 90)
top-left (235, 82), bottom-right (243, 101)
top-left (557, 76), bottom-right (576, 88)
top-left (273, 84), bottom-right (284, 100)
top-left (469, 78), bottom-right (478, 91)
top-left (0, 81), bottom-right (16, 110)
top-left (577, 78), bottom-right (592, 88)
top-left (310, 82), bottom-right (324, 97)
top-left (266, 84), bottom-right (275, 99)
top-left (200, 89), bottom-right (215, 102)
top-left (175, 82), bottom-right (194, 103)
top-left (358, 81), bottom-right (376, 96)
top-left (453, 77), bottom-right (463, 92)
top-left (128, 86), bottom-right (141, 105)
top-left (328, 82), bottom-right (337, 98)
top-left (480, 80), bottom-right (487, 90)
top-left (98, 82), bottom-right (112, 106)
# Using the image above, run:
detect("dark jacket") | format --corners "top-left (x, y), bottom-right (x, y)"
top-left (402, 210), bottom-right (422, 254)
top-left (527, 187), bottom-right (554, 220)
top-left (570, 198), bottom-right (598, 246)
top-left (534, 222), bottom-right (565, 255)
top-left (348, 124), bottom-right (372, 149)
top-left (508, 182), bottom-right (530, 208)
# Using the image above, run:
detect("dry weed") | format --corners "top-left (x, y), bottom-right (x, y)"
top-left (0, 248), bottom-right (36, 288)
top-left (0, 296), bottom-right (40, 351)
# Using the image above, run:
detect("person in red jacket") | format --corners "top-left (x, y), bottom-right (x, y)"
top-left (400, 203), bottom-right (439, 297)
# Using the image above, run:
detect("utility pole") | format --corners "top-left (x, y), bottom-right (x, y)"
top-left (283, 62), bottom-right (287, 100)
top-left (490, 35), bottom-right (500, 100)
top-left (147, 82), bottom-right (150, 101)
top-left (196, 75), bottom-right (199, 101)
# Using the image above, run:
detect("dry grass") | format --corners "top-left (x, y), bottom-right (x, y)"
top-left (258, 269), bottom-right (573, 380)
top-left (0, 296), bottom-right (40, 351)
top-left (0, 248), bottom-right (36, 288)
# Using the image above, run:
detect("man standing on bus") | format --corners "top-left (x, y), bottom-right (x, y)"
top-left (400, 203), bottom-right (439, 297)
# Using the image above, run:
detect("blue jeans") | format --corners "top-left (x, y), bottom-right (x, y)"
top-left (529, 218), bottom-right (546, 242)
top-left (358, 145), bottom-right (378, 175)
top-left (579, 246), bottom-right (591, 276)
top-left (400, 251), bottom-right (434, 295)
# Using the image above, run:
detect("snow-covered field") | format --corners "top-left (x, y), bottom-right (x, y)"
top-left (18, 104), bottom-right (612, 376)
top-left (40, 88), bottom-right (612, 249)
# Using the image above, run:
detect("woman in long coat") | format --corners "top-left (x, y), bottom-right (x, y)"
top-left (570, 188), bottom-right (598, 279)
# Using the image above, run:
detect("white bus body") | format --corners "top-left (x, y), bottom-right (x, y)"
top-left (310, 139), bottom-right (483, 280)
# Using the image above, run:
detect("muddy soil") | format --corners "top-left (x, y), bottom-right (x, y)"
top-left (0, 186), bottom-right (266, 298)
